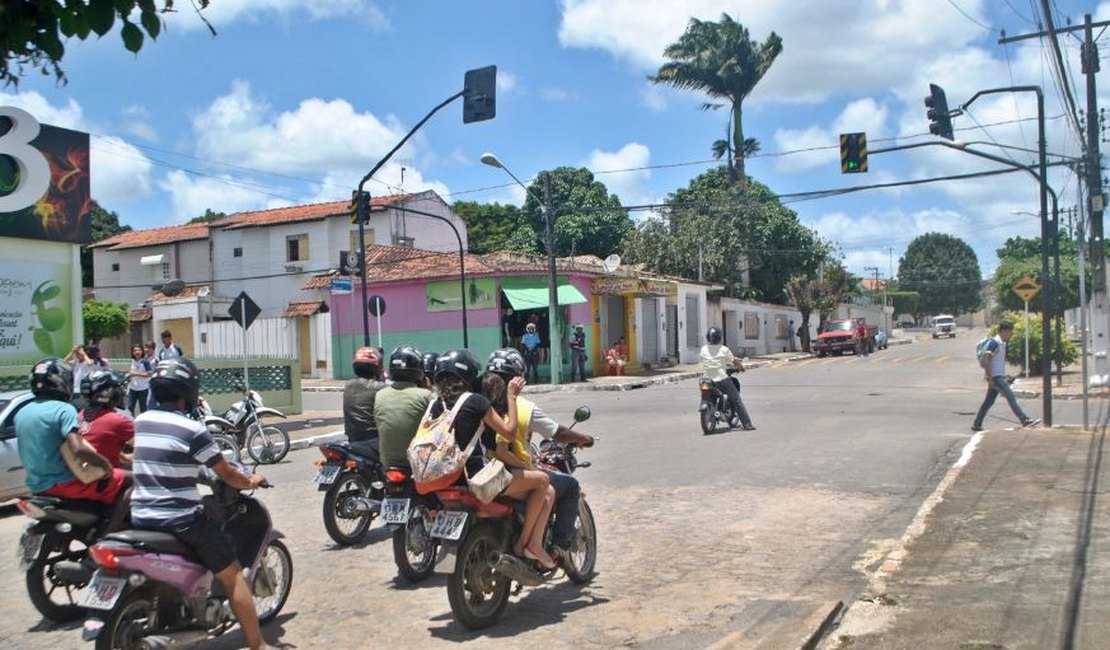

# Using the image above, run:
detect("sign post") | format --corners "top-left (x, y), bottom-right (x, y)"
top-left (228, 291), bottom-right (261, 389)
top-left (1012, 276), bottom-right (1041, 379)
top-left (367, 294), bottom-right (386, 351)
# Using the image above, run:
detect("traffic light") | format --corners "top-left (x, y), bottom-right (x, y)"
top-left (349, 190), bottom-right (371, 225)
top-left (463, 65), bottom-right (497, 124)
top-left (925, 83), bottom-right (954, 140)
top-left (840, 132), bottom-right (868, 174)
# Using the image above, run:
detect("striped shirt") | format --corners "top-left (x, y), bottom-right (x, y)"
top-left (131, 407), bottom-right (222, 528)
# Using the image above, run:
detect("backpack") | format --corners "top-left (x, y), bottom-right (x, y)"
top-left (976, 337), bottom-right (997, 367)
top-left (406, 393), bottom-right (484, 495)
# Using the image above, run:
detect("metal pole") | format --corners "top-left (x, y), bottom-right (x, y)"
top-left (1078, 197), bottom-right (1091, 428)
top-left (1036, 89), bottom-right (1052, 426)
top-left (544, 173), bottom-right (562, 385)
top-left (356, 192), bottom-right (370, 346)
top-left (1052, 196), bottom-right (1063, 387)
top-left (1024, 299), bottom-right (1030, 378)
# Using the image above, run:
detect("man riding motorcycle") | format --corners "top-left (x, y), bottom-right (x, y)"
top-left (376, 345), bottom-right (432, 470)
top-left (78, 369), bottom-right (135, 471)
top-left (484, 348), bottom-right (594, 561)
top-left (699, 327), bottom-right (755, 431)
top-left (344, 346), bottom-right (386, 460)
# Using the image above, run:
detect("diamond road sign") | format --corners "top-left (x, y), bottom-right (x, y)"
top-left (1012, 275), bottom-right (1041, 302)
top-left (228, 291), bottom-right (261, 330)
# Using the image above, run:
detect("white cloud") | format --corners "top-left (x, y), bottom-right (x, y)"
top-left (639, 83), bottom-right (668, 112)
top-left (540, 87), bottom-right (575, 102)
top-left (159, 170), bottom-right (291, 221)
top-left (179, 0), bottom-right (389, 30)
top-left (498, 71), bottom-right (518, 94)
top-left (773, 98), bottom-right (888, 172)
top-left (0, 90), bottom-right (83, 129)
top-left (91, 137), bottom-right (154, 202)
top-left (583, 142), bottom-right (651, 205)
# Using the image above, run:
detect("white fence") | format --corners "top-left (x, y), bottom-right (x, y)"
top-left (197, 317), bottom-right (297, 359)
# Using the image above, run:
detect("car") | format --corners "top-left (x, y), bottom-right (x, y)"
top-left (0, 390), bottom-right (35, 501)
top-left (896, 319), bottom-right (915, 329)
top-left (875, 329), bottom-right (889, 350)
top-left (932, 314), bottom-right (957, 339)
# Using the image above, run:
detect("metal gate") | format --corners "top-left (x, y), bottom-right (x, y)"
top-left (666, 304), bottom-right (678, 359)
top-left (641, 299), bottom-right (660, 364)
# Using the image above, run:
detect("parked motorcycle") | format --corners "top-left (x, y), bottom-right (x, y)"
top-left (190, 398), bottom-right (242, 464)
top-left (204, 379), bottom-right (290, 465)
top-left (82, 463), bottom-right (292, 650)
top-left (698, 367), bottom-right (742, 435)
top-left (381, 465), bottom-right (439, 583)
top-left (431, 406), bottom-right (597, 629)
top-left (16, 494), bottom-right (127, 622)
top-left (314, 443), bottom-right (386, 545)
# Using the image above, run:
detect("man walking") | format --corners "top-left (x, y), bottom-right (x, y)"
top-left (972, 321), bottom-right (1040, 431)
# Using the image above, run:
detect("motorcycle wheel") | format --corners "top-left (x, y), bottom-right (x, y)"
top-left (26, 538), bottom-right (86, 622)
top-left (447, 523), bottom-right (511, 629)
top-left (562, 499), bottom-right (598, 584)
top-left (246, 425), bottom-right (290, 464)
top-left (253, 539), bottom-right (293, 623)
top-left (212, 433), bottom-right (241, 464)
top-left (96, 586), bottom-right (164, 650)
top-left (392, 506), bottom-right (437, 583)
top-left (322, 472), bottom-right (373, 545)
top-left (700, 406), bottom-right (717, 435)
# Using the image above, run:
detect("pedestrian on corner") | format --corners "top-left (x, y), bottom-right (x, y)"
top-left (126, 344), bottom-right (153, 416)
top-left (521, 322), bottom-right (541, 384)
top-left (971, 320), bottom-right (1040, 431)
top-left (787, 319), bottom-right (796, 353)
top-left (157, 330), bottom-right (184, 361)
top-left (568, 324), bottom-right (588, 382)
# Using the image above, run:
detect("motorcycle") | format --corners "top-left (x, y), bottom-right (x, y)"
top-left (431, 406), bottom-right (597, 629)
top-left (190, 398), bottom-right (242, 464)
top-left (313, 443), bottom-right (387, 545)
top-left (381, 465), bottom-right (440, 583)
top-left (698, 367), bottom-right (742, 435)
top-left (16, 494), bottom-right (127, 622)
top-left (82, 463), bottom-right (292, 650)
top-left (203, 379), bottom-right (290, 465)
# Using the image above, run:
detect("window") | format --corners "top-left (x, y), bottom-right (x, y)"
top-left (685, 294), bottom-right (700, 348)
top-left (111, 263), bottom-right (119, 272)
top-left (160, 262), bottom-right (171, 280)
top-left (745, 313), bottom-right (760, 339)
top-left (349, 229), bottom-right (375, 253)
top-left (286, 234), bottom-right (309, 262)
top-left (233, 247), bottom-right (242, 257)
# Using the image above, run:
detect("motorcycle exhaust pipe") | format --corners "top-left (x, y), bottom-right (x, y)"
top-left (137, 629), bottom-right (212, 649)
top-left (351, 497), bottom-right (382, 515)
top-left (488, 551), bottom-right (545, 587)
top-left (53, 560), bottom-right (93, 585)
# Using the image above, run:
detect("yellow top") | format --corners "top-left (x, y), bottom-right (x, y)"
top-left (497, 396), bottom-right (535, 469)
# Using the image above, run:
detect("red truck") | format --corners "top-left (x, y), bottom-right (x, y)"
top-left (813, 318), bottom-right (878, 357)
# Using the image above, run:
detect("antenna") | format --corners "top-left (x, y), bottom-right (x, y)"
top-left (602, 254), bottom-right (621, 274)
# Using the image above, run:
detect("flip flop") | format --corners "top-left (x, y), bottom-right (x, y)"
top-left (522, 547), bottom-right (558, 571)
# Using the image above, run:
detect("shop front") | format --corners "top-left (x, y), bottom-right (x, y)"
top-left (589, 276), bottom-right (677, 374)
top-left (499, 275), bottom-right (590, 382)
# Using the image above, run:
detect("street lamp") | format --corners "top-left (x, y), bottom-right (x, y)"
top-left (480, 152), bottom-right (562, 385)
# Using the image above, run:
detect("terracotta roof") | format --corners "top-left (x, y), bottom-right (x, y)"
top-left (283, 300), bottom-right (330, 317)
top-left (90, 223), bottom-right (211, 250)
top-left (130, 307), bottom-right (151, 322)
top-left (218, 193), bottom-right (410, 231)
top-left (148, 284), bottom-right (211, 303)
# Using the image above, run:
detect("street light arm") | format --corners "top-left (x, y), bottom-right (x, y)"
top-left (359, 89), bottom-right (465, 191)
top-left (396, 205), bottom-right (470, 349)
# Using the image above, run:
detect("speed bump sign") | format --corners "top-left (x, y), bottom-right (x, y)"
top-left (1012, 275), bottom-right (1040, 302)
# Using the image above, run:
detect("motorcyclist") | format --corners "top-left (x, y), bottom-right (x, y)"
top-left (699, 327), bottom-right (755, 431)
top-left (131, 358), bottom-right (276, 650)
top-left (78, 369), bottom-right (135, 471)
top-left (375, 345), bottom-right (432, 470)
top-left (343, 346), bottom-right (386, 460)
top-left (484, 348), bottom-right (594, 562)
top-left (421, 351), bottom-right (439, 392)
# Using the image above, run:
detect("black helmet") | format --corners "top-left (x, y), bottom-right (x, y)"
top-left (29, 357), bottom-right (72, 400)
top-left (389, 345), bottom-right (425, 383)
top-left (422, 351), bottom-right (439, 377)
top-left (434, 349), bottom-right (481, 385)
top-left (81, 368), bottom-right (124, 408)
top-left (486, 348), bottom-right (525, 379)
top-left (150, 358), bottom-right (200, 410)
top-left (706, 326), bottom-right (722, 344)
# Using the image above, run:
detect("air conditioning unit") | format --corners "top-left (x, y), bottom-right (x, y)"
top-left (285, 264), bottom-right (304, 273)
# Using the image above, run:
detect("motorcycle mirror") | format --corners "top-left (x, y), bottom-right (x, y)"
top-left (572, 406), bottom-right (591, 423)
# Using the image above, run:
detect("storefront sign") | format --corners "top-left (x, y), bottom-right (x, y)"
top-left (639, 279), bottom-right (677, 297)
top-left (427, 278), bottom-right (496, 312)
top-left (591, 277), bottom-right (639, 295)
top-left (0, 252), bottom-right (74, 364)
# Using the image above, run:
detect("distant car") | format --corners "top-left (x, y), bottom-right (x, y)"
top-left (932, 314), bottom-right (957, 339)
top-left (896, 320), bottom-right (915, 329)
top-left (0, 390), bottom-right (35, 501)
top-left (875, 329), bottom-right (889, 350)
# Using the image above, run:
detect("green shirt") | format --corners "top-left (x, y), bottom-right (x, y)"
top-left (373, 382), bottom-right (431, 468)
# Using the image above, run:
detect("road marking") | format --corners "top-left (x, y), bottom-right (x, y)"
top-left (934, 355), bottom-right (950, 364)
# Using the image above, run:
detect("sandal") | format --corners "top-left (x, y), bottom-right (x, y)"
top-left (522, 547), bottom-right (558, 571)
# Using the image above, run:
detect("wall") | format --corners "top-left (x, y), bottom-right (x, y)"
top-left (93, 239), bottom-right (210, 310)
top-left (714, 297), bottom-right (803, 356)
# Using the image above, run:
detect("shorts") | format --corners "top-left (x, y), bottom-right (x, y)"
top-left (44, 468), bottom-right (127, 505)
top-left (170, 514), bottom-right (238, 574)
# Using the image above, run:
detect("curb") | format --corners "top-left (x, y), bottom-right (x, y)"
top-left (289, 431), bottom-right (347, 451)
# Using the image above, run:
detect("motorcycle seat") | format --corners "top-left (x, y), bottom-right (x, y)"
top-left (103, 530), bottom-right (196, 556)
top-left (24, 495), bottom-right (111, 527)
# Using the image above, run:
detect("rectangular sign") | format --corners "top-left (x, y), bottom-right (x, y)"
top-left (591, 277), bottom-right (639, 295)
top-left (0, 249), bottom-right (76, 365)
top-left (330, 277), bottom-right (353, 295)
top-left (426, 278), bottom-right (496, 312)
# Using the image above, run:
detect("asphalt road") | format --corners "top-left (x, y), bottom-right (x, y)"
top-left (0, 332), bottom-right (1084, 649)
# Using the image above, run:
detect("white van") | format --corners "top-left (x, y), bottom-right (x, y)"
top-left (932, 314), bottom-right (956, 339)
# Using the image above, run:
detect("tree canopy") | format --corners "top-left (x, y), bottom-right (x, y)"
top-left (519, 167), bottom-right (633, 258)
top-left (898, 232), bottom-right (982, 317)
top-left (783, 265), bottom-right (851, 352)
top-left (452, 200), bottom-right (526, 254)
top-left (81, 201), bottom-right (131, 287)
top-left (82, 299), bottom-right (129, 344)
top-left (650, 13), bottom-right (782, 183)
top-left (990, 235), bottom-right (1083, 316)
top-left (187, 208), bottom-right (226, 224)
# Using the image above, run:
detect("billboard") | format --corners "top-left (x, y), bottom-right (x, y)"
top-left (0, 244), bottom-right (76, 364)
top-left (427, 278), bottom-right (496, 312)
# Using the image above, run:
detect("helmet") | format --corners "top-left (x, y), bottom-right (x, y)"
top-left (706, 326), bottom-right (722, 344)
top-left (433, 349), bottom-right (481, 385)
top-left (525, 322), bottom-right (536, 332)
top-left (486, 348), bottom-right (525, 379)
top-left (81, 368), bottom-right (124, 408)
top-left (29, 357), bottom-right (72, 400)
top-left (422, 352), bottom-right (439, 377)
top-left (352, 346), bottom-right (383, 379)
top-left (388, 345), bottom-right (425, 383)
top-left (150, 358), bottom-right (200, 410)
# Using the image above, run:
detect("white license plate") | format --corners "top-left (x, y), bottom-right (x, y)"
top-left (381, 498), bottom-right (411, 525)
top-left (314, 464), bottom-right (341, 485)
top-left (78, 571), bottom-right (127, 610)
top-left (428, 511), bottom-right (468, 541)
top-left (17, 532), bottom-right (43, 572)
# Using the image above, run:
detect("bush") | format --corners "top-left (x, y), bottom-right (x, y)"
top-left (992, 311), bottom-right (1078, 376)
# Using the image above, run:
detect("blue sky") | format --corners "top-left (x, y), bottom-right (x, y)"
top-left (3, 0), bottom-right (1106, 280)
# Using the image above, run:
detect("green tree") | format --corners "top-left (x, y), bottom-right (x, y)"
top-left (990, 235), bottom-right (1082, 316)
top-left (995, 311), bottom-right (1078, 376)
top-left (650, 13), bottom-right (782, 183)
top-left (187, 208), bottom-right (226, 224)
top-left (520, 167), bottom-right (633, 258)
top-left (82, 299), bottom-right (129, 345)
top-left (782, 264), bottom-right (852, 352)
top-left (452, 201), bottom-right (526, 254)
top-left (81, 201), bottom-right (132, 287)
top-left (898, 232), bottom-right (982, 316)
top-left (1, 1), bottom-right (214, 87)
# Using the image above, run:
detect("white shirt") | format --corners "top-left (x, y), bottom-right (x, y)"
top-left (158, 343), bottom-right (182, 360)
top-left (700, 344), bottom-right (735, 382)
top-left (129, 358), bottom-right (152, 391)
top-left (986, 335), bottom-right (1008, 378)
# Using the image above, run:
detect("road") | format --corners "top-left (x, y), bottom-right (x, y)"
top-left (0, 333), bottom-right (1083, 649)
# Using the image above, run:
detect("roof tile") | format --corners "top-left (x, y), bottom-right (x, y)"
top-left (218, 193), bottom-right (409, 231)
top-left (91, 223), bottom-right (211, 250)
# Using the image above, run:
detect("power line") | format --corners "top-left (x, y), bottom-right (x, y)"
top-left (943, 0), bottom-right (995, 32)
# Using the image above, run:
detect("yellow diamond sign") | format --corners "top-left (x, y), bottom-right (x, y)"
top-left (1012, 275), bottom-right (1040, 302)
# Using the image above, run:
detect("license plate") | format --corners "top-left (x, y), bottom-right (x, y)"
top-left (314, 464), bottom-right (341, 485)
top-left (428, 511), bottom-right (468, 541)
top-left (78, 571), bottom-right (126, 610)
top-left (381, 498), bottom-right (411, 525)
top-left (17, 532), bottom-right (43, 572)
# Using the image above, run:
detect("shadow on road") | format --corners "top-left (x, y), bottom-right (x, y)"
top-left (426, 581), bottom-right (609, 641)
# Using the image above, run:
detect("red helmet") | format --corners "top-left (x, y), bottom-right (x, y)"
top-left (352, 346), bottom-right (383, 379)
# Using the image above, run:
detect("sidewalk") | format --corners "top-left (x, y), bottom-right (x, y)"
top-left (820, 425), bottom-right (1110, 649)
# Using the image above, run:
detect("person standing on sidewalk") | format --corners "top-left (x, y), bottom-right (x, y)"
top-left (972, 321), bottom-right (1040, 431)
top-left (568, 324), bottom-right (588, 382)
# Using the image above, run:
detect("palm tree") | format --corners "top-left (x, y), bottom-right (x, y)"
top-left (651, 13), bottom-right (782, 183)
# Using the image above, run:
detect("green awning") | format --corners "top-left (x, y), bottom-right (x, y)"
top-left (501, 276), bottom-right (587, 310)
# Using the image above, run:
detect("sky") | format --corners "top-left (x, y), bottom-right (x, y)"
top-left (3, 0), bottom-right (1108, 282)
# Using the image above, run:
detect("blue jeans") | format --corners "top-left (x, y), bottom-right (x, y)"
top-left (973, 375), bottom-right (1030, 428)
top-left (570, 349), bottom-right (587, 381)
top-left (544, 470), bottom-right (580, 549)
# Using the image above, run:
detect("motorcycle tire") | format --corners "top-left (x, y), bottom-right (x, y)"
top-left (447, 523), bottom-right (511, 629)
top-left (246, 425), bottom-right (290, 465)
top-left (392, 506), bottom-right (437, 583)
top-left (26, 540), bottom-right (85, 623)
top-left (212, 433), bottom-right (241, 464)
top-left (253, 539), bottom-right (293, 623)
top-left (322, 472), bottom-right (373, 545)
top-left (96, 586), bottom-right (162, 650)
top-left (700, 406), bottom-right (717, 435)
top-left (562, 499), bottom-right (598, 584)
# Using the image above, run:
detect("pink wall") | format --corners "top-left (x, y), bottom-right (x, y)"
top-left (330, 279), bottom-right (500, 336)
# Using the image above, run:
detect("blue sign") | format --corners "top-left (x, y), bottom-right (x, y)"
top-left (330, 277), bottom-right (353, 294)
